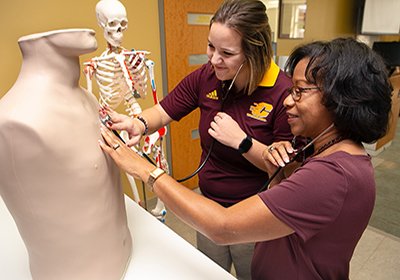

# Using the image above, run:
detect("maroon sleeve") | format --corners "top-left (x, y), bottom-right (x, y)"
top-left (160, 65), bottom-right (207, 121)
top-left (258, 158), bottom-right (349, 241)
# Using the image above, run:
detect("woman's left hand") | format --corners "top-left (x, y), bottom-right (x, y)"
top-left (208, 112), bottom-right (246, 149)
top-left (98, 126), bottom-right (154, 182)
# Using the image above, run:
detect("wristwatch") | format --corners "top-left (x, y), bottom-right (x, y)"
top-left (147, 167), bottom-right (166, 190)
top-left (238, 135), bottom-right (253, 154)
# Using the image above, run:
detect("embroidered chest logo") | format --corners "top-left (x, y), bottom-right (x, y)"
top-left (247, 102), bottom-right (273, 122)
top-left (206, 90), bottom-right (218, 100)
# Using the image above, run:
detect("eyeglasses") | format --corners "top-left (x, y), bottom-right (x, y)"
top-left (288, 85), bottom-right (321, 101)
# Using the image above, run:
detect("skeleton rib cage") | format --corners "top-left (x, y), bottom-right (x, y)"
top-left (84, 49), bottom-right (149, 117)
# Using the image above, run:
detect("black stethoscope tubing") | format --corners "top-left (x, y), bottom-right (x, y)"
top-left (175, 63), bottom-right (244, 182)
top-left (176, 79), bottom-right (231, 182)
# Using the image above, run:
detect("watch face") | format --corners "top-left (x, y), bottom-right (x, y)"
top-left (152, 168), bottom-right (165, 178)
top-left (148, 168), bottom-right (166, 188)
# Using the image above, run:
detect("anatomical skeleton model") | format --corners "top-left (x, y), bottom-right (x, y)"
top-left (84, 0), bottom-right (147, 117)
top-left (84, 0), bottom-right (168, 221)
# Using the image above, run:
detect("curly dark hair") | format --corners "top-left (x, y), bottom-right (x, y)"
top-left (285, 38), bottom-right (392, 144)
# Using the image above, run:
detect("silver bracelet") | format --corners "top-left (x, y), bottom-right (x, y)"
top-left (135, 116), bottom-right (148, 135)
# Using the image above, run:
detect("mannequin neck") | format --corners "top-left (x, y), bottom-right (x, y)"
top-left (18, 37), bottom-right (81, 87)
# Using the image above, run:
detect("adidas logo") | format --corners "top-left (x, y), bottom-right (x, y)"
top-left (206, 90), bottom-right (218, 100)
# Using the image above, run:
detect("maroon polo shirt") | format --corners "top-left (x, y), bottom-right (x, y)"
top-left (254, 152), bottom-right (375, 279)
top-left (160, 61), bottom-right (293, 205)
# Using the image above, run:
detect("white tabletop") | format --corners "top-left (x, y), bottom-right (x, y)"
top-left (0, 195), bottom-right (236, 280)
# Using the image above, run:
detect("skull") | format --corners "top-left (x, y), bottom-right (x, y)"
top-left (96, 0), bottom-right (128, 47)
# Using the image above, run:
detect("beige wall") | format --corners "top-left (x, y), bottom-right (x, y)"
top-left (276, 0), bottom-right (357, 56)
top-left (0, 0), bottom-right (163, 198)
top-left (0, 0), bottom-right (163, 100)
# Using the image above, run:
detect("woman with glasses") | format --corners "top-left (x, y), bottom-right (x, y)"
top-left (100, 37), bottom-right (392, 279)
top-left (102, 0), bottom-right (293, 277)
top-left (252, 38), bottom-right (391, 278)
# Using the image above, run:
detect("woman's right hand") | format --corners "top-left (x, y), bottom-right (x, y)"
top-left (262, 141), bottom-right (294, 175)
top-left (100, 106), bottom-right (144, 147)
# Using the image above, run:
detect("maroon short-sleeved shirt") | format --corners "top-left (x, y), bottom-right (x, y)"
top-left (253, 152), bottom-right (375, 279)
top-left (160, 61), bottom-right (293, 205)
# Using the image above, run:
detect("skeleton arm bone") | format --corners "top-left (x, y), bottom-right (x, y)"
top-left (83, 61), bottom-right (97, 94)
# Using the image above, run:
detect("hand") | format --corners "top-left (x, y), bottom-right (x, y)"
top-left (100, 106), bottom-right (143, 147)
top-left (262, 141), bottom-right (295, 173)
top-left (98, 125), bottom-right (154, 182)
top-left (208, 112), bottom-right (246, 149)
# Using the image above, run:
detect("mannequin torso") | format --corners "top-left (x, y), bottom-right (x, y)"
top-left (0, 29), bottom-right (132, 280)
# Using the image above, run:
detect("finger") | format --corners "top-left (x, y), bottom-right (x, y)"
top-left (217, 112), bottom-right (228, 118)
top-left (98, 139), bottom-right (113, 154)
top-left (98, 129), bottom-right (119, 154)
top-left (108, 117), bottom-right (133, 131)
top-left (100, 103), bottom-right (110, 110)
top-left (104, 107), bottom-right (125, 124)
top-left (213, 115), bottom-right (221, 123)
top-left (208, 127), bottom-right (217, 138)
top-left (273, 145), bottom-right (291, 166)
top-left (99, 109), bottom-right (121, 129)
top-left (126, 137), bottom-right (141, 147)
top-left (266, 145), bottom-right (286, 167)
top-left (103, 104), bottom-right (113, 114)
top-left (210, 120), bottom-right (218, 130)
top-left (99, 107), bottom-right (107, 118)
top-left (277, 142), bottom-right (297, 163)
top-left (108, 110), bottom-right (121, 120)
top-left (100, 126), bottom-right (122, 148)
top-left (126, 142), bottom-right (139, 153)
top-left (282, 141), bottom-right (295, 154)
top-left (262, 148), bottom-right (280, 167)
top-left (107, 120), bottom-right (123, 131)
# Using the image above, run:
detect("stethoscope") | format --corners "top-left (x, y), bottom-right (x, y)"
top-left (105, 59), bottom-right (336, 194)
top-left (176, 62), bottom-right (244, 182)
top-left (104, 62), bottom-right (246, 182)
top-left (257, 123), bottom-right (335, 192)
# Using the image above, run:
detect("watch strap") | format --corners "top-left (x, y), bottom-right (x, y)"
top-left (238, 135), bottom-right (253, 154)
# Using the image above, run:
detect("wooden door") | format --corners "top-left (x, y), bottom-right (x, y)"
top-left (163, 0), bottom-right (223, 189)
